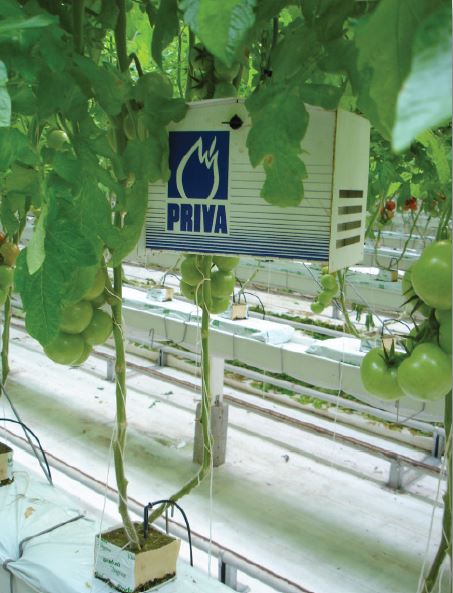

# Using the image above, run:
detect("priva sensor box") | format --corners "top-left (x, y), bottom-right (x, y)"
top-left (144, 98), bottom-right (370, 272)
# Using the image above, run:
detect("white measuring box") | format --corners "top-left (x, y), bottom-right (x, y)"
top-left (143, 99), bottom-right (370, 272)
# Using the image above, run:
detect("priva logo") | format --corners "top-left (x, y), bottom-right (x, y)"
top-left (166, 131), bottom-right (229, 234)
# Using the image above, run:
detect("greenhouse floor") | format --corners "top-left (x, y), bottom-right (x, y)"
top-left (0, 326), bottom-right (450, 593)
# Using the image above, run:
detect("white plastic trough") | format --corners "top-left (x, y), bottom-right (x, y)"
top-left (122, 286), bottom-right (444, 422)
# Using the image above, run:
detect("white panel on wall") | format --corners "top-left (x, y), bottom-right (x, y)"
top-left (145, 99), bottom-right (370, 271)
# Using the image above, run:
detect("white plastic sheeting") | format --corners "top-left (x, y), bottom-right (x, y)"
top-left (0, 472), bottom-right (229, 593)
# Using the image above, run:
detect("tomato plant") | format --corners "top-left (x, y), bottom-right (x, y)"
top-left (0, 0), bottom-right (450, 581)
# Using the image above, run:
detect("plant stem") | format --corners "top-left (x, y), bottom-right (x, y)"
top-left (149, 256), bottom-right (213, 523)
top-left (421, 392), bottom-right (452, 592)
top-left (110, 264), bottom-right (141, 550)
top-left (1, 290), bottom-right (12, 386)
top-left (72, 0), bottom-right (86, 54)
top-left (114, 0), bottom-right (129, 73)
top-left (336, 271), bottom-right (360, 337)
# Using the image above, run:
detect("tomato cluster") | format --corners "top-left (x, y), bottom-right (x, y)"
top-left (44, 267), bottom-right (113, 366)
top-left (379, 199), bottom-right (396, 224)
top-left (179, 254), bottom-right (239, 314)
top-left (361, 241), bottom-right (452, 402)
top-left (0, 233), bottom-right (18, 305)
top-left (402, 196), bottom-right (417, 212)
top-left (310, 267), bottom-right (338, 314)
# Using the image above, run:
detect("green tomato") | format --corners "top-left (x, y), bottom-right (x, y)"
top-left (0, 242), bottom-right (20, 266)
top-left (402, 268), bottom-right (431, 316)
top-left (0, 265), bottom-right (14, 289)
top-left (213, 82), bottom-right (237, 98)
top-left (214, 57), bottom-right (240, 82)
top-left (211, 270), bottom-right (235, 298)
top-left (44, 332), bottom-right (85, 365)
top-left (82, 310), bottom-right (113, 346)
top-left (47, 129), bottom-right (69, 150)
top-left (213, 255), bottom-right (240, 273)
top-left (82, 267), bottom-right (106, 301)
top-left (320, 274), bottom-right (337, 292)
top-left (90, 291), bottom-right (107, 309)
top-left (208, 296), bottom-right (230, 314)
top-left (317, 291), bottom-right (333, 307)
top-left (180, 256), bottom-right (203, 287)
top-left (397, 343), bottom-right (452, 401)
top-left (310, 301), bottom-right (324, 314)
top-left (411, 241), bottom-right (452, 310)
top-left (360, 348), bottom-right (405, 401)
top-left (72, 342), bottom-right (93, 366)
top-left (436, 309), bottom-right (452, 355)
top-left (60, 301), bottom-right (93, 334)
top-left (180, 280), bottom-right (196, 301)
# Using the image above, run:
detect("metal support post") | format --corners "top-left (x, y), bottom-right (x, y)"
top-left (194, 356), bottom-right (229, 467)
top-left (218, 557), bottom-right (250, 592)
top-left (388, 459), bottom-right (403, 490)
top-left (106, 358), bottom-right (115, 382)
top-left (158, 348), bottom-right (167, 368)
top-left (431, 431), bottom-right (445, 459)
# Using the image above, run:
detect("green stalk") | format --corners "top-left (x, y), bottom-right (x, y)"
top-left (1, 290), bottom-right (12, 386)
top-left (72, 0), bottom-right (86, 55)
top-left (421, 392), bottom-right (452, 592)
top-left (336, 271), bottom-right (360, 337)
top-left (110, 264), bottom-right (140, 550)
top-left (150, 256), bottom-right (213, 523)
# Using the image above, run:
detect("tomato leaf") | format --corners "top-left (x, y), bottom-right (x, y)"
top-left (26, 208), bottom-right (47, 275)
top-left (353, 0), bottom-right (441, 140)
top-left (151, 0), bottom-right (179, 69)
top-left (0, 61), bottom-right (11, 127)
top-left (181, 0), bottom-right (256, 67)
top-left (246, 83), bottom-right (309, 206)
top-left (392, 4), bottom-right (452, 152)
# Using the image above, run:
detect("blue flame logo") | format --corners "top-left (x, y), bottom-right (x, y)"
top-left (167, 131), bottom-right (229, 200)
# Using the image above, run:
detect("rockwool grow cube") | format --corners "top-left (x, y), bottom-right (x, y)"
top-left (144, 99), bottom-right (370, 272)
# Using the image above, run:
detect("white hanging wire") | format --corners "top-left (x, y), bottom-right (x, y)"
top-left (416, 431), bottom-right (451, 593)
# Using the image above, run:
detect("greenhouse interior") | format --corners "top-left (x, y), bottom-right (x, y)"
top-left (0, 1), bottom-right (451, 593)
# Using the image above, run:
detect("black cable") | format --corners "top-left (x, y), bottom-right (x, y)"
top-left (1, 384), bottom-right (53, 485)
top-left (143, 499), bottom-right (193, 567)
top-left (0, 417), bottom-right (52, 484)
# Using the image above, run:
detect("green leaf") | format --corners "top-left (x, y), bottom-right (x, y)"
top-left (16, 250), bottom-right (66, 346)
top-left (299, 83), bottom-right (344, 110)
top-left (0, 61), bottom-right (11, 127)
top-left (417, 130), bottom-right (451, 188)
top-left (151, 0), bottom-right (179, 68)
top-left (74, 57), bottom-right (131, 116)
top-left (392, 5), bottom-right (452, 152)
top-left (0, 127), bottom-right (29, 170)
top-left (246, 84), bottom-right (309, 206)
top-left (354, 0), bottom-right (440, 139)
top-left (26, 208), bottom-right (47, 275)
top-left (182, 0), bottom-right (256, 66)
top-left (16, 200), bottom-right (100, 346)
top-left (0, 13), bottom-right (57, 37)
top-left (302, 0), bottom-right (354, 42)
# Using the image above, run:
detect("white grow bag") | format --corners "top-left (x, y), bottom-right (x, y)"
top-left (0, 472), bottom-right (229, 593)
